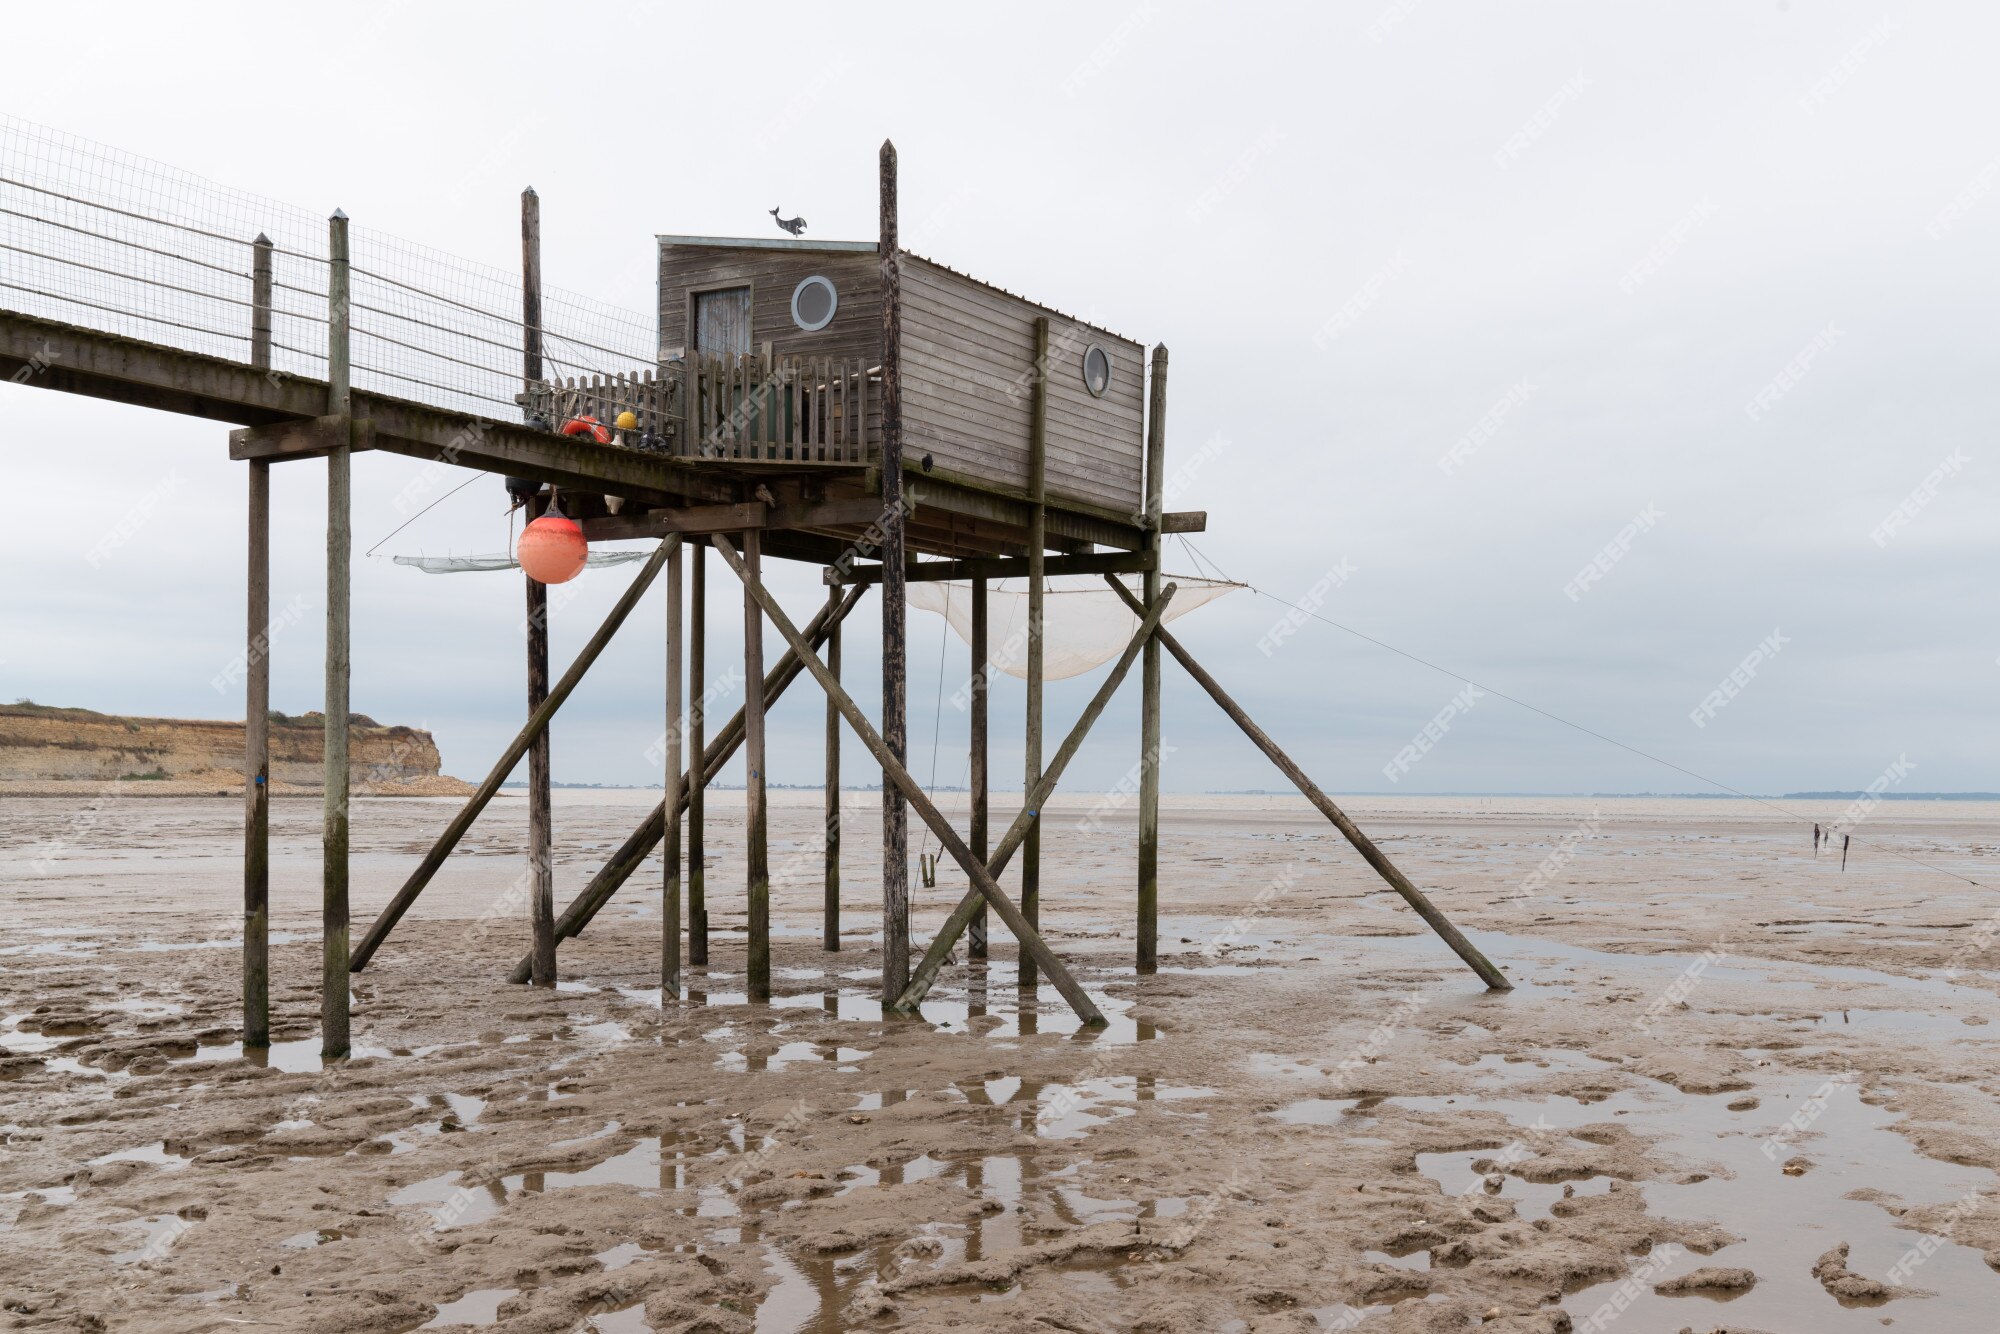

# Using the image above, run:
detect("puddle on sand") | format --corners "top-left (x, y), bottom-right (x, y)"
top-left (420, 1287), bottom-right (516, 1328)
top-left (1277, 1068), bottom-right (2000, 1331)
top-left (89, 1140), bottom-right (190, 1171)
top-left (110, 1212), bottom-right (192, 1264)
top-left (281, 1227), bottom-right (346, 1249)
top-left (177, 1035), bottom-right (392, 1073)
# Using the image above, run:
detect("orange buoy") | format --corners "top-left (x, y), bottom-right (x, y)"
top-left (518, 510), bottom-right (587, 584)
top-left (560, 415), bottom-right (612, 444)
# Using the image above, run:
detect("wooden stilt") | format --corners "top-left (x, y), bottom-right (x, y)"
top-left (1138, 344), bottom-right (1169, 973)
top-left (504, 585), bottom-right (862, 984)
top-left (351, 540), bottom-right (676, 970)
top-left (1102, 577), bottom-right (1513, 991)
top-left (525, 495), bottom-right (555, 988)
top-left (322, 209), bottom-right (352, 1059)
top-left (521, 187), bottom-right (556, 990)
top-left (689, 540), bottom-right (708, 965)
top-left (968, 575), bottom-right (989, 960)
top-left (243, 232), bottom-right (273, 1050)
top-left (896, 587), bottom-right (1179, 1010)
top-left (743, 529), bottom-right (770, 1001)
top-left (823, 582), bottom-right (841, 952)
top-left (711, 534), bottom-right (1105, 1026)
top-left (879, 139), bottom-right (911, 1002)
top-left (1021, 316), bottom-right (1050, 992)
top-left (663, 540), bottom-right (683, 994)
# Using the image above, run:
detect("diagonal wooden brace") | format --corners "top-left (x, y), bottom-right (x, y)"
top-left (710, 535), bottom-right (1107, 1027)
top-left (892, 584), bottom-right (1180, 1012)
top-left (350, 537), bottom-right (677, 972)
top-left (504, 582), bottom-right (865, 984)
top-left (1102, 576), bottom-right (1512, 990)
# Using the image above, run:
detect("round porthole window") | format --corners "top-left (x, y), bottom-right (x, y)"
top-left (791, 275), bottom-right (838, 332)
top-left (1081, 343), bottom-right (1112, 398)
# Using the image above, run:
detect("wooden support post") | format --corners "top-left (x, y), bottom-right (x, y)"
top-left (505, 585), bottom-right (863, 983)
top-left (711, 535), bottom-right (1105, 1027)
top-left (350, 540), bottom-right (676, 970)
top-left (1021, 316), bottom-right (1049, 992)
top-left (743, 529), bottom-right (771, 1001)
top-left (1102, 578), bottom-right (1514, 991)
top-left (663, 540), bottom-right (683, 994)
top-left (521, 187), bottom-right (556, 989)
top-left (968, 575), bottom-right (989, 960)
top-left (322, 209), bottom-right (352, 1058)
top-left (879, 139), bottom-right (911, 1002)
top-left (243, 232), bottom-right (273, 1049)
top-left (895, 587), bottom-right (1179, 1011)
top-left (525, 495), bottom-right (555, 987)
top-left (823, 582), bottom-right (841, 952)
top-left (689, 541), bottom-right (708, 965)
top-left (1138, 344), bottom-right (1168, 973)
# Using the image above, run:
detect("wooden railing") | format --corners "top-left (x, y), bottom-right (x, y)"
top-left (525, 354), bottom-right (876, 464)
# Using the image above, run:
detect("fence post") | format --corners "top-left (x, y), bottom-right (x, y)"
top-left (243, 232), bottom-right (274, 1049)
top-left (322, 210), bottom-right (352, 1058)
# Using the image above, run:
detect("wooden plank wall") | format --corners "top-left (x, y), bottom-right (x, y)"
top-left (658, 244), bottom-right (881, 366)
top-left (899, 256), bottom-right (1144, 518)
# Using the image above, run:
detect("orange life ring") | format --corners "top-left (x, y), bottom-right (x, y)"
top-left (559, 415), bottom-right (612, 444)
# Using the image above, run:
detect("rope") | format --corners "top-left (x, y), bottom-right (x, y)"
top-left (1173, 535), bottom-right (1982, 891)
top-left (364, 473), bottom-right (484, 557)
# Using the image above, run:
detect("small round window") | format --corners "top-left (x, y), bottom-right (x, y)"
top-left (791, 275), bottom-right (838, 332)
top-left (1081, 343), bottom-right (1112, 398)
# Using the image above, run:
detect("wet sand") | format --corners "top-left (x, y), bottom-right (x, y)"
top-left (3, 790), bottom-right (1998, 1332)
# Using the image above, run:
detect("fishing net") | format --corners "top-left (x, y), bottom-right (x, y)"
top-left (392, 550), bottom-right (653, 574)
top-left (908, 575), bottom-right (1239, 681)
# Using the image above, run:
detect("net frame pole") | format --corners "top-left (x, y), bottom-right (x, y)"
top-left (823, 582), bottom-right (842, 952)
top-left (521, 189), bottom-right (556, 988)
top-left (968, 575), bottom-right (989, 960)
top-left (878, 139), bottom-right (910, 1003)
top-left (689, 541), bottom-right (708, 964)
top-left (1138, 344), bottom-right (1169, 973)
top-left (744, 529), bottom-right (770, 1001)
top-left (663, 540), bottom-right (684, 994)
top-left (1021, 316), bottom-right (1050, 991)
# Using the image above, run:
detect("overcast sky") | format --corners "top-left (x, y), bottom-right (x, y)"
top-left (2, 0), bottom-right (1993, 797)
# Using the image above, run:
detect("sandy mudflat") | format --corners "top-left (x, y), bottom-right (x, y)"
top-left (3, 789), bottom-right (1998, 1332)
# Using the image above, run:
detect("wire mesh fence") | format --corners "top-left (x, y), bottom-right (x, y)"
top-left (0, 115), bottom-right (656, 422)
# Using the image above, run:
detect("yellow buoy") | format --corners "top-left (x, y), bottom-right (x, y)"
top-left (614, 410), bottom-right (638, 431)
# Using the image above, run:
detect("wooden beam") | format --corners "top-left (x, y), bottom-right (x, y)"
top-left (663, 540), bottom-right (684, 994)
top-left (504, 583), bottom-right (864, 983)
top-left (711, 534), bottom-right (1105, 1027)
top-left (689, 541), bottom-right (708, 966)
top-left (823, 583), bottom-right (841, 952)
top-left (228, 413), bottom-right (376, 462)
top-left (967, 575), bottom-right (989, 960)
top-left (826, 549), bottom-right (1154, 587)
top-left (893, 585), bottom-right (1178, 1011)
top-left (322, 211), bottom-right (352, 1059)
top-left (879, 139), bottom-right (910, 1003)
top-left (744, 529), bottom-right (770, 1001)
top-left (349, 539), bottom-right (676, 971)
top-left (525, 493), bottom-right (555, 988)
top-left (1101, 577), bottom-right (1514, 991)
top-left (580, 496), bottom-right (896, 543)
top-left (1022, 316), bottom-right (1049, 994)
top-left (243, 233), bottom-right (273, 1052)
top-left (1161, 511), bottom-right (1207, 534)
top-left (1138, 344), bottom-right (1168, 974)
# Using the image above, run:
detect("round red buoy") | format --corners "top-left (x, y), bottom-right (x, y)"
top-left (518, 512), bottom-right (587, 584)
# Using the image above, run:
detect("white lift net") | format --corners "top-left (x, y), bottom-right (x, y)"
top-left (908, 575), bottom-right (1239, 681)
